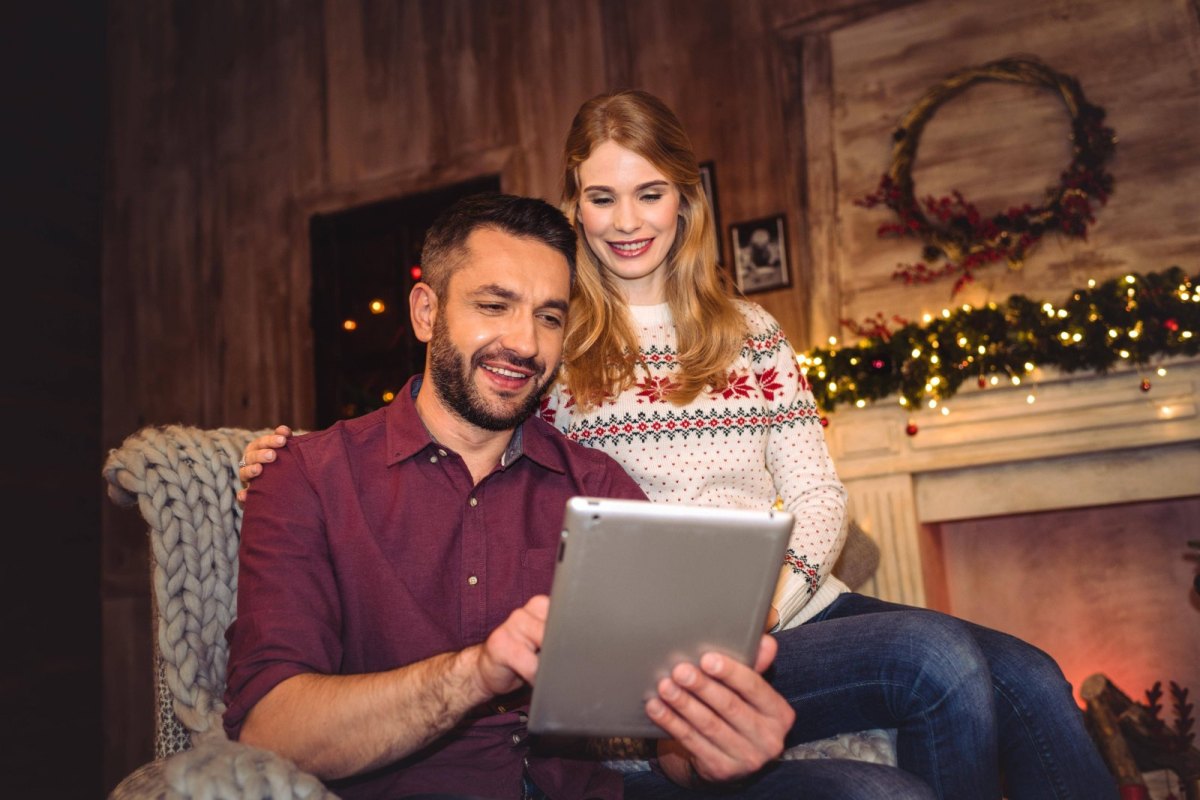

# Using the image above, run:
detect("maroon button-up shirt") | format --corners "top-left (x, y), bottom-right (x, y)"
top-left (224, 376), bottom-right (646, 799)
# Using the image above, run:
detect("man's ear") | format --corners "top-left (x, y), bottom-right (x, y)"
top-left (409, 283), bottom-right (437, 343)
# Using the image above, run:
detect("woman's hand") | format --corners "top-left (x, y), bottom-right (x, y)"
top-left (237, 425), bottom-right (292, 503)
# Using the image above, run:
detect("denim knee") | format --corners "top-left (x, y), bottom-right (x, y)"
top-left (884, 612), bottom-right (994, 717)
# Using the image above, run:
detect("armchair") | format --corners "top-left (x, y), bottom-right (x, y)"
top-left (103, 425), bottom-right (334, 799)
top-left (103, 424), bottom-right (893, 798)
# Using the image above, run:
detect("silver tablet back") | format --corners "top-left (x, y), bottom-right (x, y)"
top-left (528, 496), bottom-right (792, 738)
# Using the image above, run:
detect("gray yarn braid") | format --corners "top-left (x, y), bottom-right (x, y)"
top-left (105, 425), bottom-right (263, 743)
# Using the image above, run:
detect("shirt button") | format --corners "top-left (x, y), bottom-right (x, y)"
top-left (429, 455), bottom-right (438, 463)
top-left (438, 448), bottom-right (447, 457)
top-left (468, 575), bottom-right (478, 586)
top-left (469, 497), bottom-right (478, 507)
top-left (511, 732), bottom-right (521, 745)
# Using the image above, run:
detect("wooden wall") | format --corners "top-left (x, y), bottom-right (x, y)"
top-left (100, 0), bottom-right (1200, 789)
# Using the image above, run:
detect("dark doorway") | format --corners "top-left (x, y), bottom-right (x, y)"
top-left (310, 175), bottom-right (501, 428)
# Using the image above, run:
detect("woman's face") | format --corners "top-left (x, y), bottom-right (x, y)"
top-left (577, 140), bottom-right (681, 305)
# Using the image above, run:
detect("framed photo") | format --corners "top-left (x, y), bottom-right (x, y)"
top-left (729, 214), bottom-right (791, 294)
top-left (698, 161), bottom-right (724, 264)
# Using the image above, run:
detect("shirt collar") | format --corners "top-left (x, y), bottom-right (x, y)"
top-left (384, 374), bottom-right (566, 475)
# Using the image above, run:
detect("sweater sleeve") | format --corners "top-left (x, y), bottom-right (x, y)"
top-left (742, 303), bottom-right (848, 629)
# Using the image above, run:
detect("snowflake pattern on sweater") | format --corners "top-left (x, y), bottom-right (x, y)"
top-left (541, 300), bottom-right (848, 628)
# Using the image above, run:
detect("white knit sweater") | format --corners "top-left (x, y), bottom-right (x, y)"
top-left (540, 300), bottom-right (848, 628)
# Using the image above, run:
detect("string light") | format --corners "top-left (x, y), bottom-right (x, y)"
top-left (342, 319), bottom-right (358, 331)
top-left (806, 267), bottom-right (1198, 414)
top-left (369, 299), bottom-right (386, 314)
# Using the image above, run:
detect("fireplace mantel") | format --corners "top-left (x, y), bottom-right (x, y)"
top-left (823, 357), bottom-right (1200, 606)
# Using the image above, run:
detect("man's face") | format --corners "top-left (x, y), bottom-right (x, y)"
top-left (426, 227), bottom-right (571, 431)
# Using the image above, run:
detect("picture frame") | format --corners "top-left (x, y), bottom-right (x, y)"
top-left (729, 214), bottom-right (791, 294)
top-left (698, 160), bottom-right (724, 264)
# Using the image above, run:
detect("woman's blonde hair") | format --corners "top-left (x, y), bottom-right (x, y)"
top-left (560, 90), bottom-right (745, 409)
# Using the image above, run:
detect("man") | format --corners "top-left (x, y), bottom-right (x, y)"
top-left (225, 194), bottom-right (821, 799)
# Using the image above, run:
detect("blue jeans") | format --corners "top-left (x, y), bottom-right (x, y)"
top-left (780, 592), bottom-right (1118, 800)
top-left (624, 758), bottom-right (936, 799)
top-left (627, 592), bottom-right (1115, 799)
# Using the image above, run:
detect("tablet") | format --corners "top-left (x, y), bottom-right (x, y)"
top-left (527, 496), bottom-right (792, 738)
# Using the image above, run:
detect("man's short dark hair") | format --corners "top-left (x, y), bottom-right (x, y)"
top-left (419, 192), bottom-right (577, 295)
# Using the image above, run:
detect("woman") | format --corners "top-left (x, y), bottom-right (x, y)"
top-left (241, 91), bottom-right (1115, 800)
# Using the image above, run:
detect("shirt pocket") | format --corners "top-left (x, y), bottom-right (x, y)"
top-left (521, 546), bottom-right (558, 601)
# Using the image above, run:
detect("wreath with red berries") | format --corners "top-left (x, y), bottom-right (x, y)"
top-left (857, 58), bottom-right (1117, 294)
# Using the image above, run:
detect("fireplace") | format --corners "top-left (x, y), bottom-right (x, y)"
top-left (823, 356), bottom-right (1200, 714)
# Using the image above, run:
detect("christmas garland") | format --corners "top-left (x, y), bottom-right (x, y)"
top-left (800, 267), bottom-right (1199, 415)
top-left (856, 58), bottom-right (1117, 294)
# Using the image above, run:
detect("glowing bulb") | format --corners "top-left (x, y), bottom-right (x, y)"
top-left (930, 376), bottom-right (941, 387)
top-left (1011, 375), bottom-right (1022, 386)
top-left (849, 357), bottom-right (859, 366)
top-left (1059, 332), bottom-right (1070, 341)
top-left (828, 336), bottom-right (838, 346)
top-left (1108, 329), bottom-right (1120, 338)
top-left (1072, 333), bottom-right (1083, 342)
top-left (957, 336), bottom-right (968, 347)
top-left (1119, 350), bottom-right (1130, 358)
top-left (922, 314), bottom-right (933, 324)
top-left (1056, 309), bottom-right (1068, 319)
top-left (1125, 275), bottom-right (1136, 284)
top-left (1157, 367), bottom-right (1168, 377)
top-left (977, 345), bottom-right (986, 355)
top-left (1026, 394), bottom-right (1036, 404)
top-left (898, 397), bottom-right (908, 406)
top-left (1087, 279), bottom-right (1096, 288)
top-left (990, 376), bottom-right (1000, 386)
top-left (382, 391), bottom-right (395, 403)
top-left (940, 406), bottom-right (950, 416)
top-left (855, 399), bottom-right (866, 408)
top-left (1024, 362), bottom-right (1035, 372)
top-left (928, 399), bottom-right (938, 409)
top-left (828, 382), bottom-right (837, 393)
top-left (342, 319), bottom-right (358, 331)
top-left (1129, 329), bottom-right (1140, 339)
top-left (369, 299), bottom-right (386, 314)
top-left (911, 348), bottom-right (922, 358)
top-left (941, 308), bottom-right (951, 318)
top-left (1183, 331), bottom-right (1194, 339)
top-left (930, 355), bottom-right (940, 365)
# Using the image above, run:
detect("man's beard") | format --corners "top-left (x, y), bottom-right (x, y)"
top-left (428, 314), bottom-right (558, 431)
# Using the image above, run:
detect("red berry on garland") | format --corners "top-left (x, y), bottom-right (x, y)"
top-left (1165, 318), bottom-right (1179, 332)
top-left (978, 376), bottom-right (987, 388)
top-left (905, 422), bottom-right (919, 437)
top-left (820, 416), bottom-right (829, 428)
top-left (1140, 379), bottom-right (1152, 392)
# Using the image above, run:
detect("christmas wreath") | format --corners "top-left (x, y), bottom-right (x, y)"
top-left (857, 58), bottom-right (1117, 293)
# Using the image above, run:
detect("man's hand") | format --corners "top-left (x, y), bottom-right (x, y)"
top-left (237, 425), bottom-right (292, 503)
top-left (464, 594), bottom-right (549, 700)
top-left (648, 635), bottom-right (794, 788)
